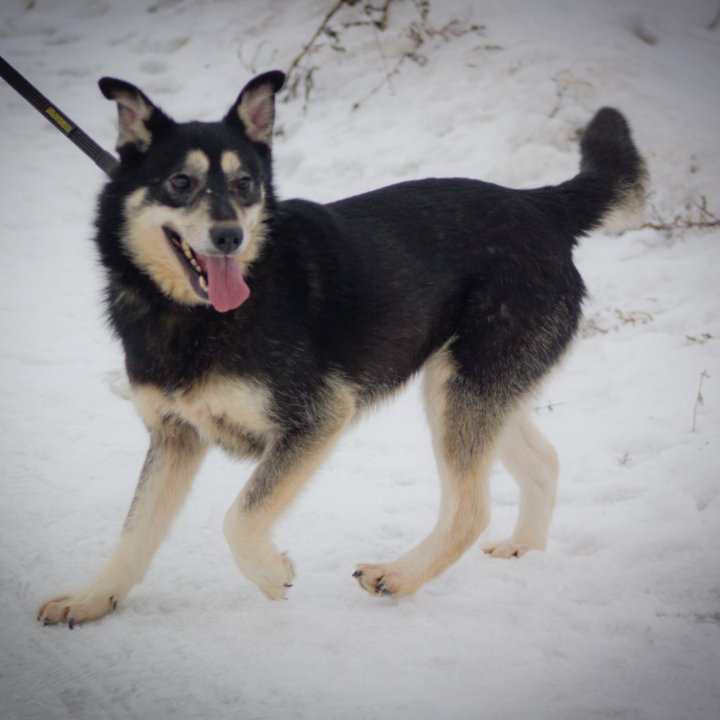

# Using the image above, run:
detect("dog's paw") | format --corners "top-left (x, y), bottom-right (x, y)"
top-left (482, 540), bottom-right (533, 559)
top-left (238, 550), bottom-right (296, 601)
top-left (37, 590), bottom-right (118, 628)
top-left (353, 563), bottom-right (416, 598)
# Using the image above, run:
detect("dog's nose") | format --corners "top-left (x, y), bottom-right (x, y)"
top-left (209, 225), bottom-right (244, 254)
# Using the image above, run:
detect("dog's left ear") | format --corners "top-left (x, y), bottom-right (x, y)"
top-left (98, 77), bottom-right (173, 154)
top-left (225, 71), bottom-right (285, 146)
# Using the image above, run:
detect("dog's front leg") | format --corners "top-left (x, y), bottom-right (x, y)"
top-left (224, 388), bottom-right (354, 600)
top-left (38, 420), bottom-right (207, 627)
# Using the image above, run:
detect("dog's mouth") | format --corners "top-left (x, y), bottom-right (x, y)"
top-left (163, 224), bottom-right (209, 298)
top-left (162, 225), bottom-right (250, 312)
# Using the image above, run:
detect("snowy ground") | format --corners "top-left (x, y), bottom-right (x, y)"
top-left (1, 0), bottom-right (719, 718)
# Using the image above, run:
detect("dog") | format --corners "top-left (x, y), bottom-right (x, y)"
top-left (37, 70), bottom-right (645, 627)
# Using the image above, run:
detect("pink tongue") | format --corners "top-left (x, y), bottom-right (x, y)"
top-left (203, 256), bottom-right (250, 312)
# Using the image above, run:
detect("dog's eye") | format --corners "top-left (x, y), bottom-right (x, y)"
top-left (232, 176), bottom-right (254, 195)
top-left (169, 174), bottom-right (194, 192)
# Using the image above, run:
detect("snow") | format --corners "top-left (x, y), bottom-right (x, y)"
top-left (1, 0), bottom-right (719, 718)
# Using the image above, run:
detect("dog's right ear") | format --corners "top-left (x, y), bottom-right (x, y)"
top-left (98, 78), bottom-right (173, 154)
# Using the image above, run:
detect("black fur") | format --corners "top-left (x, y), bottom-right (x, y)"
top-left (94, 80), bottom-right (645, 435)
top-left (35, 76), bottom-right (649, 623)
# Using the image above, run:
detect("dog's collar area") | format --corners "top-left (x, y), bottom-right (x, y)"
top-left (162, 224), bottom-right (209, 298)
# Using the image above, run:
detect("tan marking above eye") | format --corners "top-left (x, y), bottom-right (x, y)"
top-left (183, 150), bottom-right (210, 178)
top-left (221, 151), bottom-right (242, 177)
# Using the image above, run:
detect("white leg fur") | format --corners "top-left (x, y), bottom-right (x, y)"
top-left (483, 407), bottom-right (558, 558)
top-left (224, 384), bottom-right (355, 601)
top-left (223, 493), bottom-right (298, 602)
top-left (38, 428), bottom-right (207, 626)
top-left (223, 434), bottom-right (346, 601)
top-left (355, 450), bottom-right (494, 597)
top-left (355, 350), bottom-right (495, 597)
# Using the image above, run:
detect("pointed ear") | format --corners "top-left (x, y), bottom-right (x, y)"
top-left (98, 77), bottom-right (172, 153)
top-left (225, 71), bottom-right (285, 146)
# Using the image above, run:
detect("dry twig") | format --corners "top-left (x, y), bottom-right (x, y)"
top-left (641, 195), bottom-right (720, 233)
top-left (284, 0), bottom-right (483, 110)
top-left (285, 0), bottom-right (349, 100)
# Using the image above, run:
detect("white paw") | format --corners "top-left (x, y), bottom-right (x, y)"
top-left (37, 589), bottom-right (119, 628)
top-left (482, 539), bottom-right (534, 559)
top-left (353, 562), bottom-right (419, 598)
top-left (235, 550), bottom-right (296, 601)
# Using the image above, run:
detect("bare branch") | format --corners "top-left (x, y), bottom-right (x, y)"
top-left (284, 1), bottom-right (484, 110)
top-left (375, 0), bottom-right (395, 30)
top-left (285, 0), bottom-right (349, 95)
top-left (641, 195), bottom-right (720, 233)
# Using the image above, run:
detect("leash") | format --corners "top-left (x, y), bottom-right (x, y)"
top-left (0, 55), bottom-right (119, 177)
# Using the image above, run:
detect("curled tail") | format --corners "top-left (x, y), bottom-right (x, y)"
top-left (538, 107), bottom-right (648, 238)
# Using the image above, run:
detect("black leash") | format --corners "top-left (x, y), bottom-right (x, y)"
top-left (0, 55), bottom-right (119, 177)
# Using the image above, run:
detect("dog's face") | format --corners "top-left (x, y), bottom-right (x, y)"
top-left (99, 71), bottom-right (284, 313)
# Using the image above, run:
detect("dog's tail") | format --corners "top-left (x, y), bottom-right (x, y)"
top-left (535, 108), bottom-right (648, 238)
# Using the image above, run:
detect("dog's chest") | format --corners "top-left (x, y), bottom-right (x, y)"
top-left (132, 377), bottom-right (275, 441)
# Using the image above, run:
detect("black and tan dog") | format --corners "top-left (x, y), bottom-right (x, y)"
top-left (37, 71), bottom-right (645, 626)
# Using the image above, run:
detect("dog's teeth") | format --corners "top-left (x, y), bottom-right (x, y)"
top-left (199, 277), bottom-right (208, 291)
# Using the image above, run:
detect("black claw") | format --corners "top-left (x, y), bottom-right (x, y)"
top-left (43, 618), bottom-right (50, 627)
top-left (68, 618), bottom-right (75, 630)
top-left (283, 583), bottom-right (293, 588)
top-left (112, 600), bottom-right (118, 611)
top-left (353, 570), bottom-right (363, 578)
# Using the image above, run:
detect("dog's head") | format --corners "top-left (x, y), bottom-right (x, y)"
top-left (98, 71), bottom-right (285, 313)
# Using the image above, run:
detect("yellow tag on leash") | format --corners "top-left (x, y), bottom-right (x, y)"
top-left (45, 106), bottom-right (73, 134)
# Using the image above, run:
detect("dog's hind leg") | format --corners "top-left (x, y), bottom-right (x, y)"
top-left (483, 406), bottom-right (559, 559)
top-left (224, 381), bottom-right (355, 600)
top-left (37, 419), bottom-right (207, 627)
top-left (355, 348), bottom-right (504, 597)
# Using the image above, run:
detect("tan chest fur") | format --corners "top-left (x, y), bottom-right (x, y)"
top-left (132, 377), bottom-right (275, 443)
